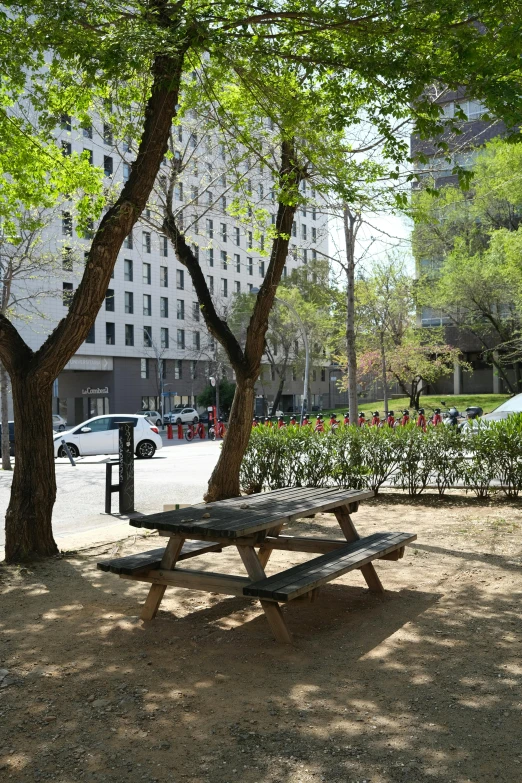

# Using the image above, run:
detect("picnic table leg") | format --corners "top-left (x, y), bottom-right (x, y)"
top-left (334, 505), bottom-right (385, 594)
top-left (257, 523), bottom-right (284, 569)
top-left (237, 545), bottom-right (292, 644)
top-left (140, 534), bottom-right (186, 621)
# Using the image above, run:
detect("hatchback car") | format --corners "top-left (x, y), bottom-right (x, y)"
top-left (136, 409), bottom-right (163, 427)
top-left (481, 393), bottom-right (522, 422)
top-left (54, 414), bottom-right (162, 459)
top-left (164, 407), bottom-right (199, 424)
top-left (53, 414), bottom-right (67, 431)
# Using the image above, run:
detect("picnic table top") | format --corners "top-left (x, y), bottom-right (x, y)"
top-left (130, 486), bottom-right (373, 540)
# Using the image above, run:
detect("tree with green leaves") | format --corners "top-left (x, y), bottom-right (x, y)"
top-left (2, 1), bottom-right (522, 560)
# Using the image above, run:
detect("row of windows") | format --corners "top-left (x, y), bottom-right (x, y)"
top-left (86, 323), bottom-right (199, 350)
top-left (140, 358), bottom-right (197, 381)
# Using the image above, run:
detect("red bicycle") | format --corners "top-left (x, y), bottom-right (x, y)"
top-left (209, 417), bottom-right (226, 440)
top-left (314, 415), bottom-right (325, 432)
top-left (416, 408), bottom-right (427, 431)
top-left (185, 419), bottom-right (206, 441)
top-left (370, 411), bottom-right (381, 427)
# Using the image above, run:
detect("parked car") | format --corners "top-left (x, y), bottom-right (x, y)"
top-left (481, 393), bottom-right (522, 422)
top-left (54, 414), bottom-right (162, 459)
top-left (136, 409), bottom-right (163, 427)
top-left (53, 414), bottom-right (67, 431)
top-left (0, 421), bottom-right (15, 456)
top-left (164, 407), bottom-right (199, 424)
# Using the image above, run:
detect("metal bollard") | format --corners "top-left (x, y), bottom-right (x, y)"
top-left (177, 422), bottom-right (183, 439)
top-left (60, 438), bottom-right (76, 467)
top-left (167, 423), bottom-right (173, 439)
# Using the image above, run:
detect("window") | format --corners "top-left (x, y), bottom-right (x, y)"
top-left (124, 232), bottom-right (133, 250)
top-left (207, 275), bottom-right (214, 294)
top-left (103, 123), bottom-right (113, 145)
top-left (85, 324), bottom-right (95, 344)
top-left (174, 359), bottom-right (182, 380)
top-left (193, 331), bottom-right (200, 350)
top-left (143, 262), bottom-right (151, 285)
top-left (191, 243), bottom-right (199, 262)
top-left (62, 212), bottom-right (72, 236)
top-left (60, 114), bottom-right (71, 131)
top-left (124, 259), bottom-right (133, 282)
top-left (221, 250), bottom-right (228, 269)
top-left (142, 231), bottom-right (151, 254)
top-left (190, 132), bottom-right (197, 148)
top-left (191, 185), bottom-right (199, 206)
top-left (234, 227), bottom-right (240, 246)
top-left (177, 299), bottom-right (184, 320)
top-left (143, 326), bottom-right (152, 347)
top-left (141, 358), bottom-right (149, 379)
top-left (105, 288), bottom-right (114, 311)
top-left (301, 205), bottom-right (306, 217)
top-left (161, 327), bottom-right (169, 349)
top-left (61, 141), bottom-right (71, 156)
top-left (292, 367), bottom-right (297, 381)
top-left (124, 291), bottom-right (134, 314)
top-left (301, 224), bottom-right (307, 240)
top-left (125, 324), bottom-right (134, 346)
top-left (271, 365), bottom-right (276, 381)
top-left (283, 266), bottom-right (287, 278)
top-left (312, 369), bottom-right (317, 382)
top-left (62, 247), bottom-right (73, 271)
top-left (82, 123), bottom-right (92, 139)
top-left (312, 208), bottom-right (317, 220)
top-left (292, 221), bottom-right (297, 237)
top-left (62, 282), bottom-right (73, 307)
top-left (191, 360), bottom-right (197, 379)
top-left (176, 269), bottom-right (184, 290)
top-left (259, 260), bottom-right (265, 277)
top-left (235, 281), bottom-right (241, 294)
top-left (259, 183), bottom-right (264, 200)
top-left (106, 322), bottom-right (115, 345)
top-left (303, 249), bottom-right (308, 265)
top-left (84, 219), bottom-right (94, 240)
top-left (205, 248), bottom-right (213, 268)
top-left (160, 235), bottom-right (168, 257)
top-left (103, 156), bottom-right (113, 177)
top-left (175, 182), bottom-right (183, 201)
top-left (160, 297), bottom-right (169, 318)
top-left (248, 231), bottom-right (253, 248)
top-left (294, 340), bottom-right (299, 355)
top-left (248, 257), bottom-right (253, 275)
top-left (177, 329), bottom-right (185, 349)
top-left (83, 148), bottom-right (93, 165)
top-left (221, 278), bottom-right (228, 298)
top-left (143, 294), bottom-right (152, 316)
top-left (160, 266), bottom-right (168, 287)
top-left (312, 227), bottom-right (317, 242)
top-left (220, 223), bottom-right (227, 242)
top-left (123, 162), bottom-right (131, 182)
top-left (234, 253), bottom-right (240, 273)
top-left (312, 249), bottom-right (317, 261)
top-left (321, 368), bottom-right (326, 382)
top-left (248, 283), bottom-right (253, 292)
top-left (192, 301), bottom-right (200, 321)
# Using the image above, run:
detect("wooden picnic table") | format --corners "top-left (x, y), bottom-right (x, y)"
top-left (98, 487), bottom-right (416, 643)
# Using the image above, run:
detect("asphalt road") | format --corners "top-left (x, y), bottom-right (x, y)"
top-left (0, 436), bottom-right (221, 547)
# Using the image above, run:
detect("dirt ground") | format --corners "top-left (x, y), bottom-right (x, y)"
top-left (1, 492), bottom-right (521, 783)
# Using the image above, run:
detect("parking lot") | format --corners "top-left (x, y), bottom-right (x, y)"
top-left (0, 436), bottom-right (221, 549)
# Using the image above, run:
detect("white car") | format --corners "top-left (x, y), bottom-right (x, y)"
top-left (53, 414), bottom-right (163, 459)
top-left (52, 414), bottom-right (67, 431)
top-left (137, 409), bottom-right (163, 427)
top-left (164, 407), bottom-right (199, 424)
top-left (481, 394), bottom-right (522, 422)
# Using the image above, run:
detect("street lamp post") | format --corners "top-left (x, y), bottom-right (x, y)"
top-left (250, 289), bottom-right (310, 425)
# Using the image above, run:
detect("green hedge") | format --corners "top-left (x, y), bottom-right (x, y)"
top-left (239, 415), bottom-right (522, 498)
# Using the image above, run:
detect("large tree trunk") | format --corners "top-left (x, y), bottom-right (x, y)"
top-left (4, 372), bottom-right (58, 561)
top-left (0, 362), bottom-right (11, 470)
top-left (205, 375), bottom-right (256, 501)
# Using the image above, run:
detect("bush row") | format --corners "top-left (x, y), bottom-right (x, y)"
top-left (239, 415), bottom-right (522, 498)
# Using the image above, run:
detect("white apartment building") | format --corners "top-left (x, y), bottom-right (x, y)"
top-left (9, 110), bottom-right (333, 424)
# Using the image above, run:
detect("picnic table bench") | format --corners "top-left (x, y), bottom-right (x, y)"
top-left (98, 487), bottom-right (416, 643)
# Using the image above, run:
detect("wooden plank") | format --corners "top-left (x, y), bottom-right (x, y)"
top-left (243, 532), bottom-right (416, 601)
top-left (333, 504), bottom-right (384, 593)
top-left (261, 535), bottom-right (348, 554)
top-left (129, 487), bottom-right (372, 539)
top-left (121, 568), bottom-right (250, 597)
top-left (97, 540), bottom-right (223, 575)
top-left (258, 523), bottom-right (284, 569)
top-left (140, 535), bottom-right (185, 621)
top-left (236, 545), bottom-right (292, 644)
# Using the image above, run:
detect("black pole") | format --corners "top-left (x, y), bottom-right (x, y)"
top-left (118, 421), bottom-right (135, 514)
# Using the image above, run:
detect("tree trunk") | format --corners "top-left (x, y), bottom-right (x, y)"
top-left (344, 206), bottom-right (359, 425)
top-left (205, 375), bottom-right (255, 501)
top-left (4, 372), bottom-right (58, 562)
top-left (271, 370), bottom-right (286, 414)
top-left (379, 335), bottom-right (388, 418)
top-left (0, 362), bottom-right (11, 470)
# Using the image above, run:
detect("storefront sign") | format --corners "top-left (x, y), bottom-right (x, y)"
top-left (82, 386), bottom-right (109, 395)
top-left (65, 356), bottom-right (113, 371)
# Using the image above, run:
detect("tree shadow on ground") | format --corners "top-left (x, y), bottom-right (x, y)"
top-left (0, 519), bottom-right (521, 783)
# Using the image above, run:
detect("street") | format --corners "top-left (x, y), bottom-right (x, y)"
top-left (0, 437), bottom-right (221, 549)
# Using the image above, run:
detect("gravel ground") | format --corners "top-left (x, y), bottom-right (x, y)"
top-left (0, 492), bottom-right (521, 783)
